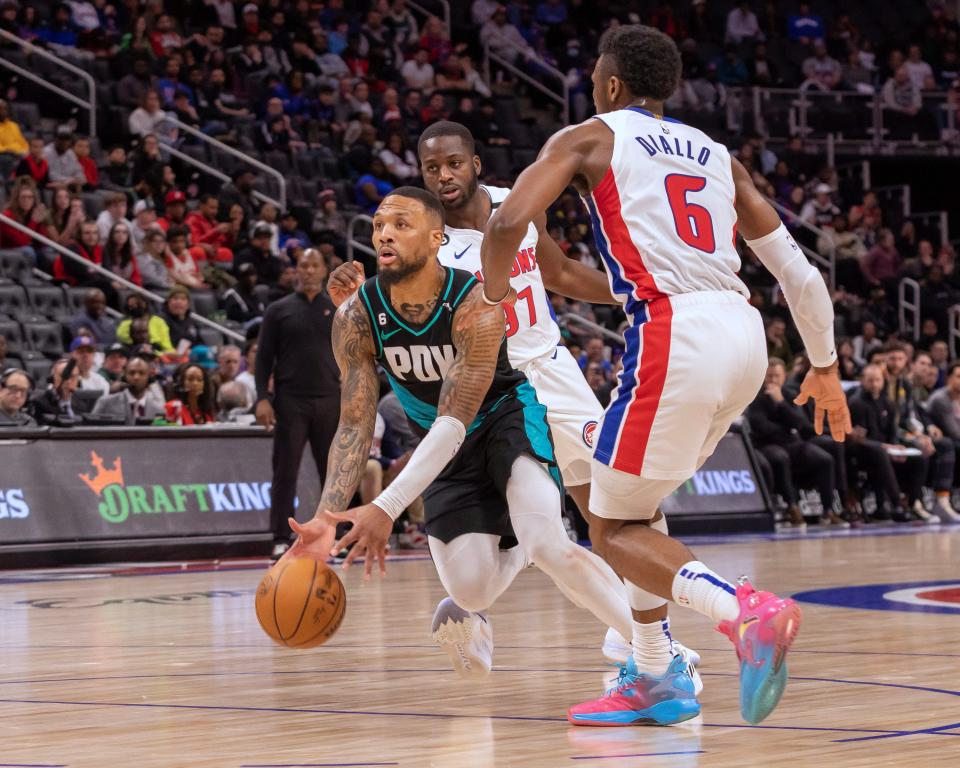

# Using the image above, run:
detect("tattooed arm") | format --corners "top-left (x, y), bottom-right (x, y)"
top-left (436, 283), bottom-right (506, 424)
top-left (315, 293), bottom-right (380, 516)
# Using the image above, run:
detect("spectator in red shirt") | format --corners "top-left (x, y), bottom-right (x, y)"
top-left (0, 176), bottom-right (53, 262)
top-left (156, 189), bottom-right (188, 231)
top-left (73, 136), bottom-right (99, 189)
top-left (56, 220), bottom-right (104, 287)
top-left (185, 193), bottom-right (234, 262)
top-left (13, 137), bottom-right (49, 188)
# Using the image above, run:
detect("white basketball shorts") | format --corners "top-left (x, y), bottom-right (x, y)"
top-left (590, 291), bottom-right (767, 520)
top-left (521, 345), bottom-right (603, 487)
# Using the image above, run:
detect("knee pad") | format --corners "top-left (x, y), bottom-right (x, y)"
top-left (625, 578), bottom-right (668, 611)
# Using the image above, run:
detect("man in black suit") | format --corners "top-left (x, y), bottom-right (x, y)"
top-left (847, 364), bottom-right (926, 523)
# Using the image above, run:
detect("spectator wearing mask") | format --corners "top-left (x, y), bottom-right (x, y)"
top-left (0, 369), bottom-right (37, 426)
top-left (90, 356), bottom-right (164, 424)
top-left (161, 285), bottom-right (202, 351)
top-left (116, 293), bottom-right (174, 353)
top-left (171, 363), bottom-right (216, 425)
top-left (69, 288), bottom-right (116, 347)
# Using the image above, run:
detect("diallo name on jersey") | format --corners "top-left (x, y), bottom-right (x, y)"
top-left (634, 134), bottom-right (711, 167)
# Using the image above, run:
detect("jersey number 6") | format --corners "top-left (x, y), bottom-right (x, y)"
top-left (664, 174), bottom-right (716, 253)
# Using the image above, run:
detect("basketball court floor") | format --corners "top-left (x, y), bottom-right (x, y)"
top-left (2, 526), bottom-right (959, 768)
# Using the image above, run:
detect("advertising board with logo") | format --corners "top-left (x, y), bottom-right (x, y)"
top-left (660, 430), bottom-right (772, 532)
top-left (0, 431), bottom-right (320, 544)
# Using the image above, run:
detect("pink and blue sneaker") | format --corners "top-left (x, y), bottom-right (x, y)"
top-left (716, 579), bottom-right (802, 724)
top-left (567, 655), bottom-right (701, 727)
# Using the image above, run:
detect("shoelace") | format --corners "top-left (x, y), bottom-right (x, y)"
top-left (603, 661), bottom-right (639, 697)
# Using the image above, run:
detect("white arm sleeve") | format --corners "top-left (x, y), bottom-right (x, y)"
top-left (746, 223), bottom-right (837, 368)
top-left (373, 415), bottom-right (466, 521)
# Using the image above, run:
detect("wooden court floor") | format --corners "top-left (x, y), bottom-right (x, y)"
top-left (2, 527), bottom-right (959, 768)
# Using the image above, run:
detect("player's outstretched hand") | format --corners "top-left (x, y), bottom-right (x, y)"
top-left (327, 503), bottom-right (392, 580)
top-left (283, 515), bottom-right (337, 566)
top-left (794, 362), bottom-right (852, 442)
top-left (327, 261), bottom-right (365, 308)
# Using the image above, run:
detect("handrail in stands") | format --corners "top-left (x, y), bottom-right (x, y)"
top-left (0, 213), bottom-right (244, 342)
top-left (949, 305), bottom-right (960, 361)
top-left (763, 196), bottom-right (837, 291)
top-left (346, 214), bottom-right (377, 263)
top-left (898, 277), bottom-right (921, 343)
top-left (0, 28), bottom-right (97, 137)
top-left (558, 312), bottom-right (622, 344)
top-left (482, 44), bottom-right (569, 126)
top-left (406, 0), bottom-right (451, 32)
top-left (165, 117), bottom-right (286, 211)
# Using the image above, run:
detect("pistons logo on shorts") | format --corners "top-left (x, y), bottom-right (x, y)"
top-left (582, 420), bottom-right (598, 448)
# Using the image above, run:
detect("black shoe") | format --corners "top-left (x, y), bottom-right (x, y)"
top-left (891, 508), bottom-right (923, 525)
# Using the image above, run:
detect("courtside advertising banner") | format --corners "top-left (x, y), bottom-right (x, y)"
top-left (0, 431), bottom-right (321, 543)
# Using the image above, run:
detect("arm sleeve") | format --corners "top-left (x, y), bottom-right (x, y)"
top-left (745, 223), bottom-right (837, 367)
top-left (373, 415), bottom-right (466, 520)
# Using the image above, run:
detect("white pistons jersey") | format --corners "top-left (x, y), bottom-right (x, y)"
top-left (437, 185), bottom-right (560, 367)
top-left (584, 107), bottom-right (748, 322)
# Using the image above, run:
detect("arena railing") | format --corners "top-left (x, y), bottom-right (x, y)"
top-left (0, 212), bottom-right (244, 343)
top-left (558, 313), bottom-right (622, 344)
top-left (406, 0), bottom-right (451, 32)
top-left (482, 41), bottom-right (570, 126)
top-left (346, 214), bottom-right (377, 265)
top-left (163, 117), bottom-right (287, 212)
top-left (949, 306), bottom-right (960, 361)
top-left (0, 28), bottom-right (97, 137)
top-left (899, 277), bottom-right (921, 343)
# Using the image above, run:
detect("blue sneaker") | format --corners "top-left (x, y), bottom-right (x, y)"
top-left (567, 655), bottom-right (701, 726)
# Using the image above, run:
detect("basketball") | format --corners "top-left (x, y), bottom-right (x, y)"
top-left (255, 557), bottom-right (347, 649)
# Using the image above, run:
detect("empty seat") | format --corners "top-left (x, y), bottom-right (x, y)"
top-left (66, 286), bottom-right (92, 314)
top-left (0, 318), bottom-right (24, 354)
top-left (0, 284), bottom-right (29, 318)
top-left (29, 285), bottom-right (69, 319)
top-left (24, 357), bottom-right (52, 384)
top-left (198, 325), bottom-right (223, 348)
top-left (190, 290), bottom-right (219, 317)
top-left (22, 320), bottom-right (64, 358)
top-left (0, 250), bottom-right (32, 283)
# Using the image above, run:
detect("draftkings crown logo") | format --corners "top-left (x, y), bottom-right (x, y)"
top-left (79, 452), bottom-right (125, 496)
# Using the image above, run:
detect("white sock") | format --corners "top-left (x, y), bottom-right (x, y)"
top-left (671, 560), bottom-right (739, 624)
top-left (631, 618), bottom-right (674, 677)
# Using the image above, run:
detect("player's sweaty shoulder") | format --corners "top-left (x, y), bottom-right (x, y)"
top-left (541, 119), bottom-right (613, 191)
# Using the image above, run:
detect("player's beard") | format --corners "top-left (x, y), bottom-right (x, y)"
top-left (444, 172), bottom-right (479, 210)
top-left (378, 249), bottom-right (432, 286)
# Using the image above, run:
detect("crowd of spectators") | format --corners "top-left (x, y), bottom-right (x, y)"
top-left (0, 1), bottom-right (957, 528)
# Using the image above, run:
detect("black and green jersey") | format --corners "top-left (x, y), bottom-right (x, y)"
top-left (357, 267), bottom-right (524, 434)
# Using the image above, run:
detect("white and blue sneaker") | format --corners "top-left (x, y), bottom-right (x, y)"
top-left (431, 597), bottom-right (493, 679)
top-left (602, 627), bottom-right (703, 696)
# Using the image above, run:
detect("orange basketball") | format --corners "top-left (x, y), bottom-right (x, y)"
top-left (255, 556), bottom-right (346, 648)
